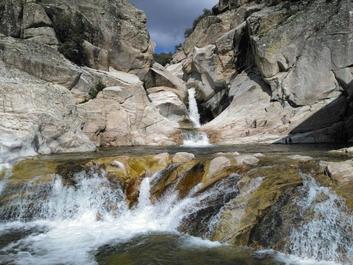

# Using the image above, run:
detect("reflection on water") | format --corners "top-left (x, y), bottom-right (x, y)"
top-left (96, 233), bottom-right (279, 265)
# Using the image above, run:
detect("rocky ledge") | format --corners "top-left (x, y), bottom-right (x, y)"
top-left (1, 0), bottom-right (353, 161)
top-left (170, 0), bottom-right (353, 144)
top-left (2, 151), bottom-right (353, 263)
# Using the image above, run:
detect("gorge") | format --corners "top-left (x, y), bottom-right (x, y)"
top-left (1, 0), bottom-right (353, 264)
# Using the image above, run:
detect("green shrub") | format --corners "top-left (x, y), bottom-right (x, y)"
top-left (184, 8), bottom-right (213, 38)
top-left (153, 52), bottom-right (173, 66)
top-left (89, 80), bottom-right (106, 99)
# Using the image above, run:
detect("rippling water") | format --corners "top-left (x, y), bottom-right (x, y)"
top-left (0, 145), bottom-right (351, 265)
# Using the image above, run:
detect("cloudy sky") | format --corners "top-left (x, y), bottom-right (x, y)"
top-left (131, 0), bottom-right (218, 53)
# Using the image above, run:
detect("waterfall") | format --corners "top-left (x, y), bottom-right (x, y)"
top-left (287, 176), bottom-right (353, 264)
top-left (182, 129), bottom-right (210, 147)
top-left (0, 167), bottom-right (222, 265)
top-left (188, 88), bottom-right (201, 128)
top-left (0, 163), bottom-right (12, 195)
top-left (183, 88), bottom-right (210, 147)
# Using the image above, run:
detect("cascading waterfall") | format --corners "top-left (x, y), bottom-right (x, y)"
top-left (287, 176), bottom-right (353, 264)
top-left (0, 163), bottom-right (11, 195)
top-left (1, 161), bottom-right (353, 265)
top-left (0, 167), bottom-right (222, 265)
top-left (183, 88), bottom-right (210, 147)
top-left (187, 88), bottom-right (201, 128)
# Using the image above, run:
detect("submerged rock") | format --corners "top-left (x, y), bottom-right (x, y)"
top-left (172, 152), bottom-right (196, 163)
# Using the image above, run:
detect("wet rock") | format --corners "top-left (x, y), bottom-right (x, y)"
top-left (234, 155), bottom-right (259, 167)
top-left (211, 163), bottom-right (303, 245)
top-left (322, 160), bottom-right (353, 184)
top-left (176, 163), bottom-right (205, 198)
top-left (111, 160), bottom-right (126, 172)
top-left (329, 147), bottom-right (353, 155)
top-left (206, 156), bottom-right (232, 179)
top-left (152, 153), bottom-right (171, 167)
top-left (287, 155), bottom-right (313, 162)
top-left (172, 153), bottom-right (195, 164)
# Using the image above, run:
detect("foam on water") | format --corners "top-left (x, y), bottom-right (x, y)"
top-left (182, 131), bottom-right (210, 147)
top-left (0, 163), bottom-right (12, 195)
top-left (288, 176), bottom-right (353, 264)
top-left (0, 169), bottom-right (220, 265)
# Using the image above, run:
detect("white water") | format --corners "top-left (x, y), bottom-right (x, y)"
top-left (188, 88), bottom-right (201, 128)
top-left (0, 169), bottom-right (219, 265)
top-left (182, 130), bottom-right (210, 147)
top-left (183, 88), bottom-right (211, 147)
top-left (288, 176), bottom-right (353, 264)
top-left (0, 162), bottom-right (12, 195)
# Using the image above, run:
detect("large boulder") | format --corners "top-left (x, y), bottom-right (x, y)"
top-left (0, 80), bottom-right (95, 162)
top-left (321, 160), bottom-right (353, 184)
top-left (38, 0), bottom-right (153, 77)
top-left (78, 71), bottom-right (180, 146)
top-left (148, 91), bottom-right (189, 123)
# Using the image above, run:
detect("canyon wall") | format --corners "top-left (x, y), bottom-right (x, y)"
top-left (171, 0), bottom-right (353, 144)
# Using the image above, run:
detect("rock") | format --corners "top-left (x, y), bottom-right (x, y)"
top-left (146, 63), bottom-right (187, 98)
top-left (39, 0), bottom-right (153, 76)
top-left (172, 152), bottom-right (195, 163)
top-left (166, 62), bottom-right (184, 79)
top-left (234, 154), bottom-right (259, 167)
top-left (23, 27), bottom-right (59, 46)
top-left (111, 160), bottom-right (126, 171)
top-left (78, 75), bottom-right (180, 146)
top-left (152, 153), bottom-right (170, 166)
top-left (0, 81), bottom-right (95, 161)
top-left (329, 146), bottom-right (353, 155)
top-left (148, 91), bottom-right (189, 123)
top-left (288, 155), bottom-right (313, 162)
top-left (0, 0), bottom-right (22, 37)
top-left (22, 2), bottom-right (52, 30)
top-left (82, 41), bottom-right (109, 71)
top-left (147, 86), bottom-right (186, 102)
top-left (206, 156), bottom-right (232, 179)
top-left (170, 0), bottom-right (353, 145)
top-left (322, 160), bottom-right (353, 184)
top-left (0, 36), bottom-right (81, 89)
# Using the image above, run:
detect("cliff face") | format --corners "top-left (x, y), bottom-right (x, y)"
top-left (0, 0), bottom-right (153, 75)
top-left (0, 0), bottom-right (179, 161)
top-left (172, 0), bottom-right (353, 144)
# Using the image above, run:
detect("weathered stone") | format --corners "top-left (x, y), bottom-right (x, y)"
top-left (0, 81), bottom-right (95, 161)
top-left (234, 154), bottom-right (259, 166)
top-left (78, 74), bottom-right (180, 146)
top-left (148, 91), bottom-right (188, 123)
top-left (23, 3), bottom-right (52, 30)
top-left (288, 155), bottom-right (313, 162)
top-left (0, 0), bottom-right (23, 37)
top-left (322, 160), bottom-right (353, 184)
top-left (39, 0), bottom-right (153, 76)
top-left (172, 152), bottom-right (195, 164)
top-left (23, 27), bottom-right (59, 46)
top-left (206, 156), bottom-right (232, 179)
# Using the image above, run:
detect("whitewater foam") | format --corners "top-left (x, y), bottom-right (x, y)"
top-left (0, 168), bottom-right (221, 265)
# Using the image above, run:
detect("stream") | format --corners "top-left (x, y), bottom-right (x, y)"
top-left (0, 145), bottom-right (351, 265)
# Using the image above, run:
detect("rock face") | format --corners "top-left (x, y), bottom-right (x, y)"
top-left (169, 0), bottom-right (353, 144)
top-left (77, 70), bottom-right (179, 146)
top-left (0, 0), bottom-right (179, 161)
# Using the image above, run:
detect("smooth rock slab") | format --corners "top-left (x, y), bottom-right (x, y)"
top-left (322, 160), bottom-right (353, 184)
top-left (172, 152), bottom-right (195, 164)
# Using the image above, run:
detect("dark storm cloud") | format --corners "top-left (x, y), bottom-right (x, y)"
top-left (131, 0), bottom-right (218, 52)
